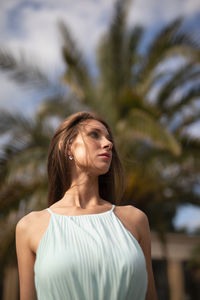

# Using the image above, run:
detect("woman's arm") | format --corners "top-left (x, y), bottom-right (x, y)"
top-left (138, 211), bottom-right (158, 300)
top-left (15, 214), bottom-right (37, 300)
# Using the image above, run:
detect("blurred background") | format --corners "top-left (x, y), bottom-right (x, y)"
top-left (0, 0), bottom-right (200, 299)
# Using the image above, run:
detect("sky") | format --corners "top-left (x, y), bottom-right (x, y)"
top-left (0, 0), bottom-right (200, 232)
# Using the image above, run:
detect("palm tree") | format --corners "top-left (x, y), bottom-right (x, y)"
top-left (57, 0), bottom-right (200, 234)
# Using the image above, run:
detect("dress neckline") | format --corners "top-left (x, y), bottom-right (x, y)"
top-left (47, 204), bottom-right (115, 217)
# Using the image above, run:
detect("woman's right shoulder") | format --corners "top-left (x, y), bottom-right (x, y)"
top-left (16, 209), bottom-right (48, 235)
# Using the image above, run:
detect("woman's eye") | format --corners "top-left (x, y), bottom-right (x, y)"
top-left (89, 131), bottom-right (99, 138)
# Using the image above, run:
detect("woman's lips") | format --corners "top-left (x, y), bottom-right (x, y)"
top-left (98, 152), bottom-right (111, 157)
top-left (98, 154), bottom-right (111, 160)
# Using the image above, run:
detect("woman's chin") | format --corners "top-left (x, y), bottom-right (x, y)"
top-left (97, 167), bottom-right (110, 176)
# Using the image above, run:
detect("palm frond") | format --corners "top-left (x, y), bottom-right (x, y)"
top-left (117, 108), bottom-right (181, 155)
top-left (58, 20), bottom-right (95, 106)
top-left (177, 114), bottom-right (200, 133)
top-left (127, 26), bottom-right (144, 83)
top-left (139, 17), bottom-right (200, 93)
top-left (157, 62), bottom-right (200, 108)
top-left (139, 18), bottom-right (183, 78)
top-left (97, 0), bottom-right (131, 102)
top-left (0, 110), bottom-right (35, 135)
top-left (0, 48), bottom-right (51, 89)
top-left (167, 85), bottom-right (200, 117)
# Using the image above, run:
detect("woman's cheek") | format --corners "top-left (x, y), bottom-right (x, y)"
top-left (75, 149), bottom-right (91, 165)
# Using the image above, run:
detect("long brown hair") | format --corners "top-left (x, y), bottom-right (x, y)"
top-left (47, 111), bottom-right (125, 206)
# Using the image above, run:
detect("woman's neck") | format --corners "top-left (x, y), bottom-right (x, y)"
top-left (61, 174), bottom-right (103, 208)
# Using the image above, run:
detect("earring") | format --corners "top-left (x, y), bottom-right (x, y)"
top-left (69, 155), bottom-right (73, 160)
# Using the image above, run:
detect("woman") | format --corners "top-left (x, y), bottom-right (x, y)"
top-left (16, 111), bottom-right (157, 300)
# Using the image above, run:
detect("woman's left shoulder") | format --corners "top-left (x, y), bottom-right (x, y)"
top-left (125, 205), bottom-right (149, 225)
top-left (123, 205), bottom-right (150, 241)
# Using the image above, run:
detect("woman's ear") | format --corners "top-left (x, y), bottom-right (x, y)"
top-left (67, 146), bottom-right (74, 161)
top-left (67, 137), bottom-right (75, 156)
top-left (67, 141), bottom-right (72, 156)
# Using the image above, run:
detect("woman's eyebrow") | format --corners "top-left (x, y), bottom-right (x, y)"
top-left (88, 127), bottom-right (111, 139)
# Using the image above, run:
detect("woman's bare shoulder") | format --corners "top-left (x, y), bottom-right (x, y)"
top-left (117, 205), bottom-right (149, 239)
top-left (117, 204), bottom-right (148, 221)
top-left (129, 204), bottom-right (148, 220)
top-left (16, 209), bottom-right (49, 235)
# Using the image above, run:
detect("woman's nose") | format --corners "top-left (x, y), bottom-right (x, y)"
top-left (103, 138), bottom-right (113, 150)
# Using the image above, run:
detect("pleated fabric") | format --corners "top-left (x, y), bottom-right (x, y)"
top-left (34, 204), bottom-right (148, 300)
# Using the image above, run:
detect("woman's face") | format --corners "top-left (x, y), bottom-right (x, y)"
top-left (69, 119), bottom-right (113, 176)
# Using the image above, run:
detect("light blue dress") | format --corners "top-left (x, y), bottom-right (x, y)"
top-left (34, 204), bottom-right (148, 299)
